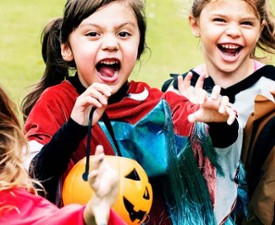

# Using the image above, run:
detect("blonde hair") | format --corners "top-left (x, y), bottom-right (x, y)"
top-left (0, 86), bottom-right (36, 194)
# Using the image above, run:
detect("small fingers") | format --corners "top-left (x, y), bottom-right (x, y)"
top-left (94, 145), bottom-right (104, 156)
top-left (210, 85), bottom-right (221, 100)
top-left (197, 88), bottom-right (207, 104)
top-left (178, 72), bottom-right (208, 104)
top-left (194, 73), bottom-right (207, 104)
top-left (88, 170), bottom-right (99, 182)
top-left (78, 96), bottom-right (104, 108)
top-left (86, 84), bottom-right (112, 105)
top-left (187, 111), bottom-right (198, 123)
top-left (91, 145), bottom-right (105, 171)
top-left (178, 73), bottom-right (192, 96)
top-left (218, 96), bottom-right (229, 114)
top-left (217, 95), bottom-right (236, 125)
top-left (225, 106), bottom-right (237, 125)
top-left (195, 73), bottom-right (206, 89)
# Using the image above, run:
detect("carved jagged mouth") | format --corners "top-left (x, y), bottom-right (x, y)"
top-left (123, 197), bottom-right (147, 222)
top-left (96, 60), bottom-right (120, 77)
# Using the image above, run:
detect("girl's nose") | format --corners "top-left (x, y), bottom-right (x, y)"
top-left (101, 34), bottom-right (119, 51)
top-left (225, 23), bottom-right (241, 38)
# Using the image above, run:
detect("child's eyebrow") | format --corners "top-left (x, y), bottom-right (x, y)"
top-left (79, 21), bottom-right (137, 29)
top-left (117, 21), bottom-right (137, 28)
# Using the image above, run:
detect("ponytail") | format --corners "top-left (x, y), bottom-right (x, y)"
top-left (21, 18), bottom-right (71, 121)
top-left (256, 9), bottom-right (275, 56)
top-left (252, 0), bottom-right (275, 59)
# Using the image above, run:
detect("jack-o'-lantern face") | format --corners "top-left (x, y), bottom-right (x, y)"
top-left (62, 156), bottom-right (153, 225)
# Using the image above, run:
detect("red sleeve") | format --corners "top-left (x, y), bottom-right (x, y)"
top-left (108, 209), bottom-right (127, 225)
top-left (163, 91), bottom-right (198, 136)
top-left (0, 188), bottom-right (85, 225)
top-left (0, 189), bottom-right (126, 225)
top-left (24, 82), bottom-right (77, 145)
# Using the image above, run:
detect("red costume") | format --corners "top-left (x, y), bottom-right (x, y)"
top-left (0, 187), bottom-right (125, 225)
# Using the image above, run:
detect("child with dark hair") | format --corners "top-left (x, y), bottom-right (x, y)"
top-left (22, 0), bottom-right (241, 224)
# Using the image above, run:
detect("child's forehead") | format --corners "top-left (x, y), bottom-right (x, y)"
top-left (205, 0), bottom-right (257, 8)
top-left (79, 2), bottom-right (138, 26)
top-left (203, 0), bottom-right (258, 15)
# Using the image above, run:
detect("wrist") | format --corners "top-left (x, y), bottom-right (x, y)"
top-left (83, 205), bottom-right (96, 225)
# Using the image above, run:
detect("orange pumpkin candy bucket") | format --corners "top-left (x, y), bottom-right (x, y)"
top-left (62, 156), bottom-right (153, 225)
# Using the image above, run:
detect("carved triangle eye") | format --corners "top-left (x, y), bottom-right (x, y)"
top-left (143, 187), bottom-right (150, 200)
top-left (125, 168), bottom-right (140, 181)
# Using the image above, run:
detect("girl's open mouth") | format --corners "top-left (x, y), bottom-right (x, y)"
top-left (218, 44), bottom-right (242, 57)
top-left (96, 59), bottom-right (120, 82)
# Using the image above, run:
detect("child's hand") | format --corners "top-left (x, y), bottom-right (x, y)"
top-left (71, 83), bottom-right (113, 126)
top-left (84, 145), bottom-right (119, 225)
top-left (178, 73), bottom-right (236, 125)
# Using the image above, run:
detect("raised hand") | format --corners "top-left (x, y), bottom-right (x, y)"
top-left (84, 145), bottom-right (119, 225)
top-left (70, 83), bottom-right (113, 126)
top-left (178, 72), bottom-right (236, 125)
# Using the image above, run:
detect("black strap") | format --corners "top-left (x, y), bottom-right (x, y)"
top-left (82, 107), bottom-right (96, 181)
top-left (82, 109), bottom-right (122, 181)
top-left (102, 112), bottom-right (122, 157)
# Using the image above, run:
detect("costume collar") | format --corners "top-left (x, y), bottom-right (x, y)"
top-left (171, 65), bottom-right (275, 103)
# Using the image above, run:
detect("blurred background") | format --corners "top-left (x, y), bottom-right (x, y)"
top-left (0, 0), bottom-right (274, 108)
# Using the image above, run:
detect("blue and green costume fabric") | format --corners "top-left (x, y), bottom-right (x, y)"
top-left (99, 99), bottom-right (220, 225)
top-left (25, 76), bottom-right (242, 225)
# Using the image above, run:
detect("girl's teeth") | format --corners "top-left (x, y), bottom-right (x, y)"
top-left (221, 44), bottom-right (238, 49)
top-left (100, 60), bottom-right (118, 65)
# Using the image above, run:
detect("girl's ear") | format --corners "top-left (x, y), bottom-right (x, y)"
top-left (189, 15), bottom-right (200, 38)
top-left (61, 43), bottom-right (74, 61)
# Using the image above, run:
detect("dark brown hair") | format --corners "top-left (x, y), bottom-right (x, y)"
top-left (21, 0), bottom-right (147, 120)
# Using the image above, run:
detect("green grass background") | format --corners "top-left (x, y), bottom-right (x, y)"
top-left (0, 0), bottom-right (274, 108)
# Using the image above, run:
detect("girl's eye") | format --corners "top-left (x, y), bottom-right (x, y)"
top-left (118, 32), bottom-right (130, 37)
top-left (213, 18), bottom-right (226, 23)
top-left (86, 32), bottom-right (99, 37)
top-left (241, 21), bottom-right (253, 26)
